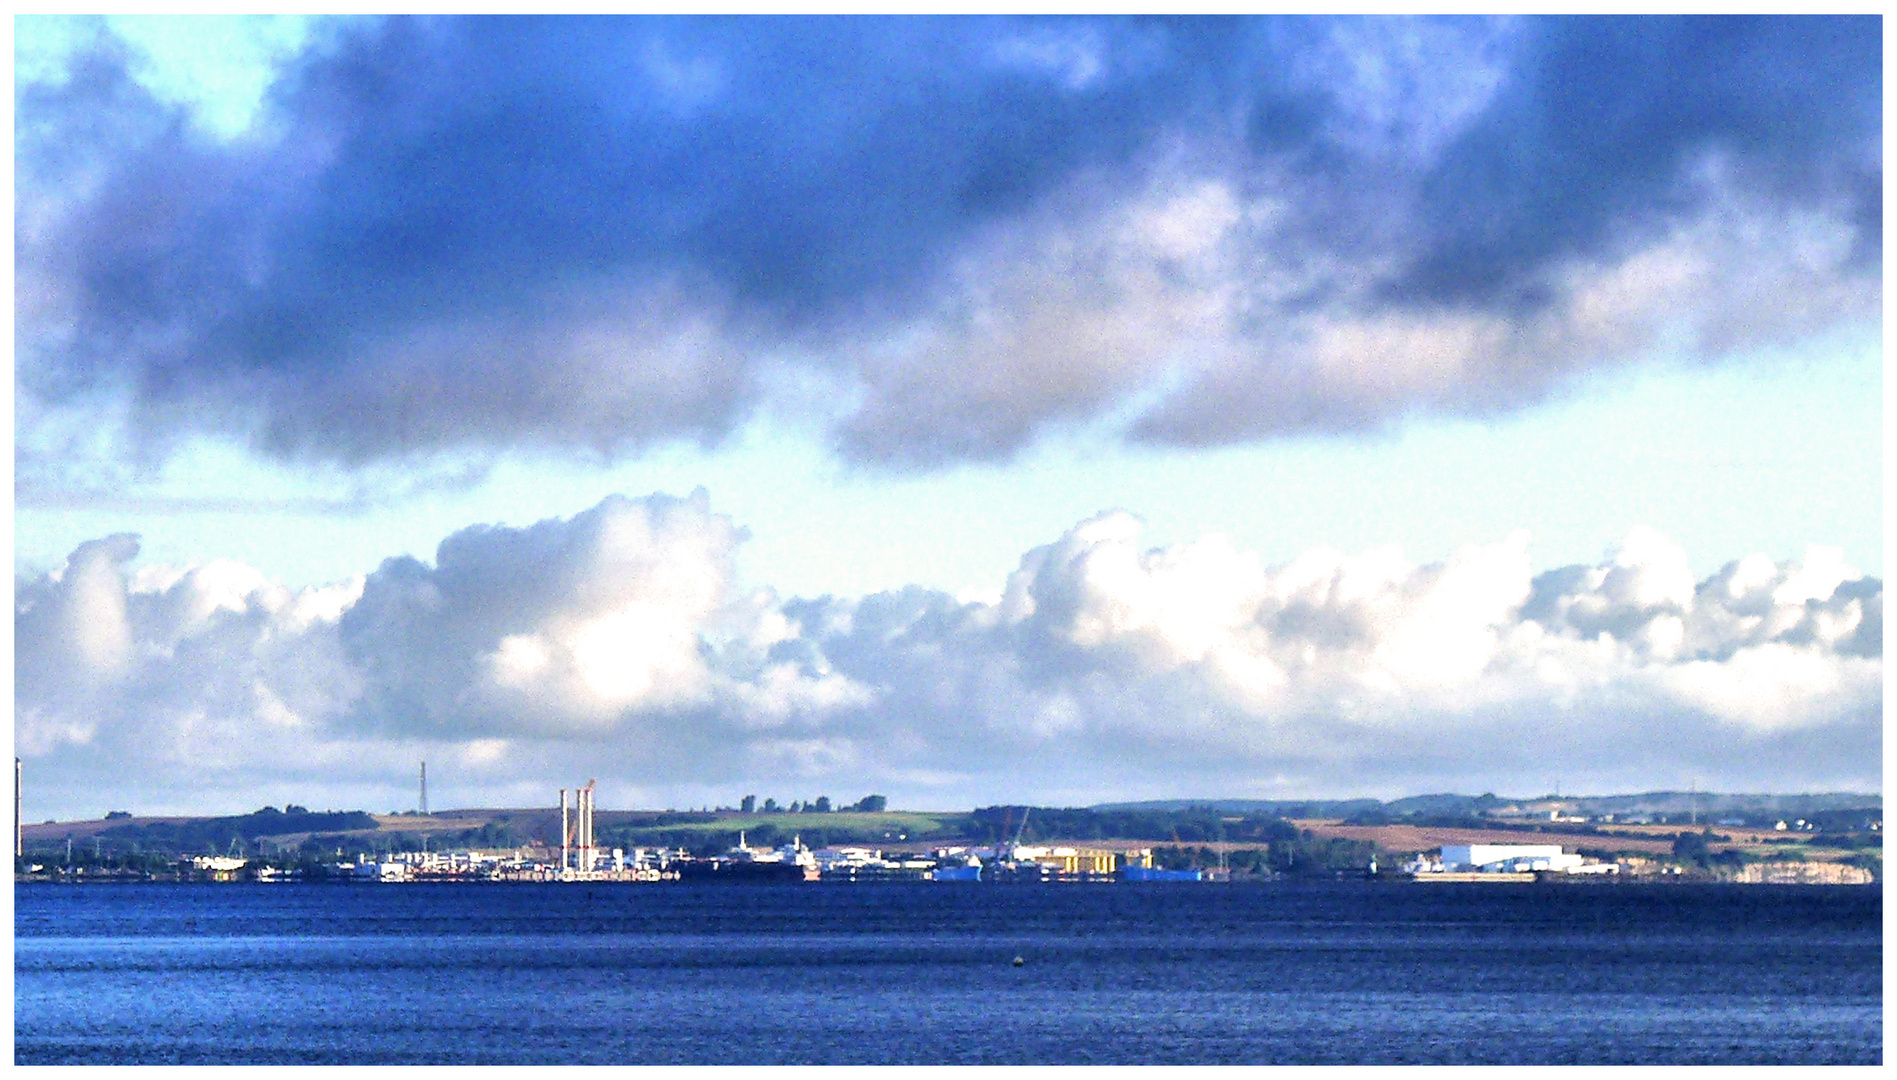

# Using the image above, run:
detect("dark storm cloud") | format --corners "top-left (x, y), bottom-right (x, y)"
top-left (1396, 15), bottom-right (1883, 307)
top-left (17, 15), bottom-right (1880, 467)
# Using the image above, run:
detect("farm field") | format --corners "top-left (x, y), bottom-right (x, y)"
top-left (1291, 820), bottom-right (1868, 864)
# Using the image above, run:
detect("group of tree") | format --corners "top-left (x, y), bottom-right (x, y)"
top-left (736, 794), bottom-right (886, 814)
top-left (592, 817), bottom-right (912, 858)
top-left (1146, 832), bottom-right (1379, 877)
top-left (968, 805), bottom-right (1302, 846)
top-left (23, 807), bottom-right (382, 860)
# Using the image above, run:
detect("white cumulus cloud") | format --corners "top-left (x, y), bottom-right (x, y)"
top-left (14, 494), bottom-right (1880, 815)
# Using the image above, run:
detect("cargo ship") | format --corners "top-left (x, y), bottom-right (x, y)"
top-left (930, 855), bottom-right (982, 882)
top-left (676, 834), bottom-right (820, 883)
top-left (1119, 866), bottom-right (1203, 882)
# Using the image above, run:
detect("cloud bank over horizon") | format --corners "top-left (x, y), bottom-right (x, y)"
top-left (17, 494), bottom-right (1880, 816)
top-left (18, 15), bottom-right (1880, 486)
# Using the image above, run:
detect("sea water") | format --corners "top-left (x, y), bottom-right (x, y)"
top-left (14, 881), bottom-right (1880, 1065)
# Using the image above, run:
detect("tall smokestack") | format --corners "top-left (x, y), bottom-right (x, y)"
top-left (581, 780), bottom-right (597, 873)
top-left (559, 788), bottom-right (569, 873)
top-left (419, 761), bottom-right (428, 817)
top-left (576, 785), bottom-right (587, 872)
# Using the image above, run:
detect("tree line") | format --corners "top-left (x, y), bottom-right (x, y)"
top-left (733, 795), bottom-right (887, 814)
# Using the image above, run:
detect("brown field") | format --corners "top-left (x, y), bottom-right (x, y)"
top-left (20, 816), bottom-right (199, 841)
top-left (1289, 819), bottom-right (1866, 863)
top-left (20, 811), bottom-right (498, 844)
top-left (1590, 822), bottom-right (1798, 845)
top-left (370, 813), bottom-right (500, 835)
top-left (1289, 820), bottom-right (1676, 856)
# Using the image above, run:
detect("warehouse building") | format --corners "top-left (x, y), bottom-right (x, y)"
top-left (1425, 844), bottom-right (1618, 874)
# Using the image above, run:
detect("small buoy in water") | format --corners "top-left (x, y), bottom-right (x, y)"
top-left (1012, 955), bottom-right (1025, 967)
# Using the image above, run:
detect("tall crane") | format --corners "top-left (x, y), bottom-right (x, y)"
top-left (993, 806), bottom-right (1030, 872)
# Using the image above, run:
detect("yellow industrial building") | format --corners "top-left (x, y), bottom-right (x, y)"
top-left (1012, 845), bottom-right (1123, 874)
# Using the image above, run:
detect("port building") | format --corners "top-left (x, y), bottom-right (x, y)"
top-left (1420, 844), bottom-right (1619, 875)
top-left (1010, 845), bottom-right (1119, 875)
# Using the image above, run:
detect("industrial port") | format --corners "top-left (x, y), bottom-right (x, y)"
top-left (15, 763), bottom-right (1879, 887)
top-left (19, 778), bottom-right (1210, 885)
top-left (286, 783), bottom-right (1205, 885)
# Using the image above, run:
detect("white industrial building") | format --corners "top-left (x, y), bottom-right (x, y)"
top-left (1410, 844), bottom-right (1619, 875)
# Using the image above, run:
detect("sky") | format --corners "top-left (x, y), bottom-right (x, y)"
top-left (13, 15), bottom-right (1883, 819)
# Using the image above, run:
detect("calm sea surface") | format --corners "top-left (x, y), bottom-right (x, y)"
top-left (15, 881), bottom-right (1881, 1065)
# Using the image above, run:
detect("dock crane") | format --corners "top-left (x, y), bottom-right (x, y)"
top-left (992, 807), bottom-right (1030, 876)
